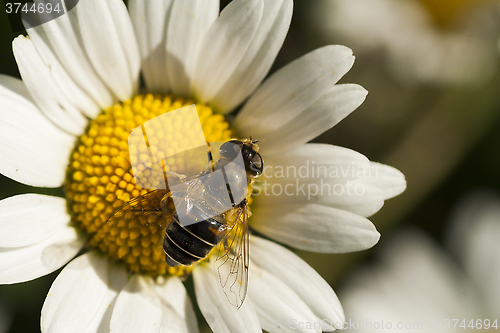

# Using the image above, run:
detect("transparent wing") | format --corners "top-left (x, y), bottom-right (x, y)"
top-left (172, 172), bottom-right (238, 227)
top-left (213, 206), bottom-right (250, 308)
top-left (106, 189), bottom-right (172, 231)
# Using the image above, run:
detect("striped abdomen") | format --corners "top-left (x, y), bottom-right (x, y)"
top-left (163, 215), bottom-right (227, 267)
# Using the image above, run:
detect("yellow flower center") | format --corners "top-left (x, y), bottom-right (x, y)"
top-left (66, 94), bottom-right (233, 277)
top-left (417, 0), bottom-right (493, 27)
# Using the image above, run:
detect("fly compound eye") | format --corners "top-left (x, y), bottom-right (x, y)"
top-left (219, 140), bottom-right (242, 160)
top-left (248, 152), bottom-right (263, 176)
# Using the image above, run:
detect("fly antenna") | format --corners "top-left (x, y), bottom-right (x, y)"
top-left (248, 126), bottom-right (259, 144)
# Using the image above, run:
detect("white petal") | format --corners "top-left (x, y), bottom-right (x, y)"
top-left (265, 143), bottom-right (371, 174)
top-left (0, 225), bottom-right (84, 284)
top-left (251, 203), bottom-right (380, 253)
top-left (191, 0), bottom-right (264, 103)
top-left (250, 236), bottom-right (344, 332)
top-left (255, 178), bottom-right (384, 219)
top-left (110, 275), bottom-right (162, 333)
top-left (82, 264), bottom-right (128, 333)
top-left (0, 194), bottom-right (69, 247)
top-left (235, 45), bottom-right (356, 138)
top-left (0, 75), bottom-right (75, 187)
top-left (257, 144), bottom-right (386, 217)
top-left (166, 0), bottom-right (220, 97)
top-left (129, 0), bottom-right (173, 93)
top-left (12, 36), bottom-right (88, 135)
top-left (155, 277), bottom-right (199, 333)
top-left (249, 264), bottom-right (320, 333)
top-left (26, 23), bottom-right (99, 119)
top-left (41, 252), bottom-right (127, 333)
top-left (211, 0), bottom-right (293, 113)
top-left (27, 11), bottom-right (114, 112)
top-left (257, 84), bottom-right (367, 154)
top-left (76, 0), bottom-right (140, 101)
top-left (193, 264), bottom-right (261, 333)
top-left (365, 162), bottom-right (406, 200)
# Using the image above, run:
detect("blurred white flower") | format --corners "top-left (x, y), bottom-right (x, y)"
top-left (313, 0), bottom-right (500, 85)
top-left (0, 0), bottom-right (407, 331)
top-left (340, 191), bottom-right (500, 332)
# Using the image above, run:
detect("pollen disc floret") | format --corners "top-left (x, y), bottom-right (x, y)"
top-left (65, 94), bottom-right (232, 277)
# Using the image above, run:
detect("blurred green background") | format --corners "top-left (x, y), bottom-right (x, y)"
top-left (1, 0), bottom-right (500, 332)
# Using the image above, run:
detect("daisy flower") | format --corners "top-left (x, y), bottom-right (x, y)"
top-left (312, 0), bottom-right (500, 85)
top-left (339, 191), bottom-right (500, 333)
top-left (0, 0), bottom-right (406, 332)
